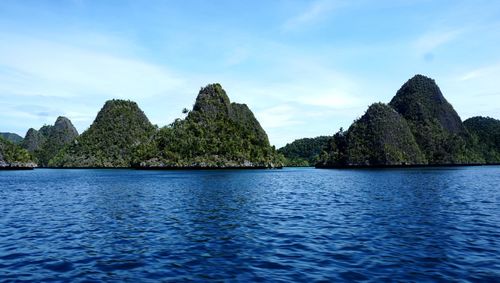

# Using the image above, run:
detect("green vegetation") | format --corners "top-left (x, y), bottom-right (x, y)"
top-left (317, 75), bottom-right (497, 167)
top-left (334, 103), bottom-right (425, 166)
top-left (389, 75), bottom-right (471, 164)
top-left (6, 76), bottom-right (496, 169)
top-left (0, 137), bottom-right (35, 168)
top-left (278, 136), bottom-right (331, 166)
top-left (135, 84), bottom-right (283, 168)
top-left (51, 100), bottom-right (155, 167)
top-left (0, 132), bottom-right (23, 144)
top-left (22, 128), bottom-right (47, 152)
top-left (464, 116), bottom-right (500, 163)
top-left (21, 117), bottom-right (79, 166)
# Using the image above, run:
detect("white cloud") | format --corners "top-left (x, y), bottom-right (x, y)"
top-left (0, 28), bottom-right (367, 147)
top-left (255, 105), bottom-right (303, 129)
top-left (0, 32), bottom-right (192, 135)
top-left (63, 110), bottom-right (98, 123)
top-left (458, 64), bottom-right (500, 81)
top-left (293, 90), bottom-right (360, 108)
top-left (438, 63), bottom-right (500, 121)
top-left (414, 29), bottom-right (463, 54)
top-left (0, 33), bottom-right (185, 100)
top-left (282, 0), bottom-right (340, 31)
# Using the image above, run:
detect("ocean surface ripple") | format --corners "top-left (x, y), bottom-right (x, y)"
top-left (1, 167), bottom-right (499, 281)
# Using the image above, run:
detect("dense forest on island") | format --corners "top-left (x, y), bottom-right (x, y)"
top-left (135, 84), bottom-right (284, 168)
top-left (317, 75), bottom-right (500, 167)
top-left (46, 84), bottom-right (282, 168)
top-left (464, 116), bottom-right (500, 163)
top-left (278, 136), bottom-right (331, 166)
top-left (22, 117), bottom-right (79, 167)
top-left (50, 100), bottom-right (155, 167)
top-left (2, 76), bottom-right (499, 169)
top-left (0, 137), bottom-right (35, 168)
top-left (339, 103), bottom-right (425, 166)
top-left (0, 133), bottom-right (23, 144)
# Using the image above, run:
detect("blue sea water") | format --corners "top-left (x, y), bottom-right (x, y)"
top-left (0, 167), bottom-right (499, 282)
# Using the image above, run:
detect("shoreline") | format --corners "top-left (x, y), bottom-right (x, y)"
top-left (315, 163), bottom-right (500, 169)
top-left (0, 167), bottom-right (35, 170)
top-left (5, 164), bottom-right (500, 170)
top-left (28, 166), bottom-right (283, 170)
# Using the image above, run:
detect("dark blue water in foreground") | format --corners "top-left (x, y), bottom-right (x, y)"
top-left (1, 167), bottom-right (499, 282)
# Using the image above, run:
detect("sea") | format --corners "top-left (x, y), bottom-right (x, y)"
top-left (1, 167), bottom-right (499, 281)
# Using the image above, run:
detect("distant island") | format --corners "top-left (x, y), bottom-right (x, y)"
top-left (1, 76), bottom-right (499, 170)
top-left (313, 75), bottom-right (500, 168)
top-left (278, 136), bottom-right (331, 166)
top-left (132, 84), bottom-right (284, 169)
top-left (0, 84), bottom-right (283, 169)
top-left (0, 132), bottom-right (23, 144)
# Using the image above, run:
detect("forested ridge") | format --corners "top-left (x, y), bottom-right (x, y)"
top-left (278, 136), bottom-right (331, 166)
top-left (2, 77), bottom-right (499, 169)
top-left (316, 75), bottom-right (500, 167)
top-left (46, 84), bottom-right (282, 168)
top-left (50, 100), bottom-right (155, 167)
top-left (135, 84), bottom-right (283, 168)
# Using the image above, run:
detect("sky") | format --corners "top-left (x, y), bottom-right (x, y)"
top-left (1, 0), bottom-right (500, 147)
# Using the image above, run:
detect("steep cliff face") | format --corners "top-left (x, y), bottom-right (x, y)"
top-left (390, 75), bottom-right (465, 134)
top-left (39, 117), bottom-right (79, 166)
top-left (22, 128), bottom-right (46, 152)
top-left (344, 103), bottom-right (425, 166)
top-left (21, 116), bottom-right (79, 166)
top-left (136, 84), bottom-right (283, 168)
top-left (52, 117), bottom-right (79, 144)
top-left (51, 100), bottom-right (155, 167)
top-left (389, 75), bottom-right (468, 163)
top-left (192, 84), bottom-right (232, 118)
top-left (229, 103), bottom-right (270, 148)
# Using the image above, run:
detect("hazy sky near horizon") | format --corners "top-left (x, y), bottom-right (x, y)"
top-left (1, 0), bottom-right (500, 147)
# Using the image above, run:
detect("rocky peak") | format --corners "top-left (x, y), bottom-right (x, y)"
top-left (345, 102), bottom-right (425, 166)
top-left (192, 83), bottom-right (231, 118)
top-left (22, 128), bottom-right (45, 152)
top-left (54, 116), bottom-right (73, 129)
top-left (52, 116), bottom-right (79, 142)
top-left (94, 99), bottom-right (149, 124)
top-left (50, 99), bottom-right (155, 168)
top-left (400, 74), bottom-right (445, 101)
top-left (21, 116), bottom-right (79, 166)
top-left (390, 74), bottom-right (465, 134)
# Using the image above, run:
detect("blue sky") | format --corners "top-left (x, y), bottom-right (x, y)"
top-left (1, 0), bottom-right (499, 147)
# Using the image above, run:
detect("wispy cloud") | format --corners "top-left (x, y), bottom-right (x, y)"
top-left (2, 1), bottom-right (499, 147)
top-left (0, 33), bottom-right (185, 100)
top-left (293, 90), bottom-right (360, 108)
top-left (256, 105), bottom-right (303, 129)
top-left (282, 0), bottom-right (340, 31)
top-left (458, 64), bottom-right (500, 81)
top-left (414, 29), bottom-right (463, 56)
top-left (0, 32), bottom-right (190, 135)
